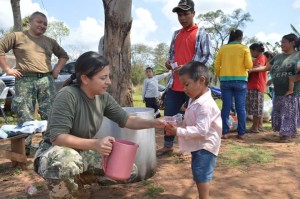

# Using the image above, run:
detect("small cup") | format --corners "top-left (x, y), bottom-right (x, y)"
top-left (171, 62), bottom-right (178, 70)
top-left (164, 117), bottom-right (177, 136)
top-left (173, 113), bottom-right (183, 126)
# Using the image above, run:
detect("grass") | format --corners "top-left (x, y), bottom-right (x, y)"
top-left (145, 186), bottom-right (164, 197)
top-left (218, 143), bottom-right (274, 169)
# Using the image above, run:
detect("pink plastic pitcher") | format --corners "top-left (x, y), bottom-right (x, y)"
top-left (102, 139), bottom-right (139, 181)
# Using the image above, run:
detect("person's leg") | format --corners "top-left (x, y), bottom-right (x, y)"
top-left (79, 150), bottom-right (138, 185)
top-left (233, 81), bottom-right (247, 138)
top-left (191, 149), bottom-right (216, 199)
top-left (12, 77), bottom-right (36, 154)
top-left (37, 145), bottom-right (84, 198)
top-left (161, 89), bottom-right (186, 149)
top-left (36, 76), bottom-right (56, 120)
top-left (220, 81), bottom-right (233, 137)
top-left (11, 77), bottom-right (36, 125)
top-left (285, 75), bottom-right (300, 96)
top-left (196, 182), bottom-right (210, 199)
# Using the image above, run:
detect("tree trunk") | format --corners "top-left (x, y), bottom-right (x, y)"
top-left (102, 0), bottom-right (133, 107)
top-left (10, 0), bottom-right (22, 31)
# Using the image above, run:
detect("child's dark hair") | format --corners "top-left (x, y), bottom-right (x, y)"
top-left (250, 43), bottom-right (265, 52)
top-left (145, 67), bottom-right (153, 71)
top-left (178, 61), bottom-right (210, 86)
top-left (228, 29), bottom-right (243, 44)
top-left (63, 51), bottom-right (109, 87)
top-left (282, 33), bottom-right (299, 51)
top-left (264, 51), bottom-right (275, 60)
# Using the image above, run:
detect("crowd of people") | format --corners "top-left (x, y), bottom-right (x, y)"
top-left (0, 0), bottom-right (300, 198)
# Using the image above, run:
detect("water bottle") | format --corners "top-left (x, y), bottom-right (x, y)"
top-left (25, 185), bottom-right (37, 195)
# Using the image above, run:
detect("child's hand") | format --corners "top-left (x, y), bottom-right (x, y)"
top-left (165, 123), bottom-right (177, 136)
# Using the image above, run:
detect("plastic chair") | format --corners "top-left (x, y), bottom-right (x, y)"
top-left (0, 87), bottom-right (10, 123)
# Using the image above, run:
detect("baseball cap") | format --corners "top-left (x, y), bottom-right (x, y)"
top-left (172, 0), bottom-right (195, 13)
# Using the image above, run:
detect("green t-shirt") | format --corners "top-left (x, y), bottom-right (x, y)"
top-left (0, 31), bottom-right (69, 73)
top-left (44, 85), bottom-right (129, 143)
top-left (270, 52), bottom-right (300, 96)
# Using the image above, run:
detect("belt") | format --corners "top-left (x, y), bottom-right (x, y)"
top-left (21, 71), bottom-right (52, 78)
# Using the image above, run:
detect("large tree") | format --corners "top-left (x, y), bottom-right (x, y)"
top-left (198, 9), bottom-right (252, 52)
top-left (46, 21), bottom-right (70, 45)
top-left (102, 0), bottom-right (133, 106)
top-left (10, 0), bottom-right (22, 31)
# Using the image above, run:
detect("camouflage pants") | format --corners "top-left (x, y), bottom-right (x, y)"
top-left (36, 145), bottom-right (138, 199)
top-left (12, 75), bottom-right (55, 126)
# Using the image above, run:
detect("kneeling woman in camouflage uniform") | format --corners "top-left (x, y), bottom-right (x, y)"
top-left (34, 51), bottom-right (165, 198)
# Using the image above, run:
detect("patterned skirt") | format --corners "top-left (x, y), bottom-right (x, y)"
top-left (272, 95), bottom-right (300, 136)
top-left (246, 89), bottom-right (264, 117)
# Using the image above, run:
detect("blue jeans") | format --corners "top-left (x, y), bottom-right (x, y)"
top-left (220, 81), bottom-right (247, 135)
top-left (163, 89), bottom-right (189, 148)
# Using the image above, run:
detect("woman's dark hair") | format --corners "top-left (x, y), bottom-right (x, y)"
top-left (228, 29), bottom-right (243, 44)
top-left (282, 33), bottom-right (299, 51)
top-left (63, 51), bottom-right (109, 87)
top-left (178, 61), bottom-right (210, 86)
top-left (250, 43), bottom-right (265, 53)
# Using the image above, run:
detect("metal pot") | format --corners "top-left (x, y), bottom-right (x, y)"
top-left (95, 107), bottom-right (156, 181)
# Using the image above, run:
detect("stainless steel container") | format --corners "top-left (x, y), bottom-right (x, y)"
top-left (95, 107), bottom-right (156, 181)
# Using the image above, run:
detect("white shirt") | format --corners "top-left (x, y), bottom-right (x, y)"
top-left (142, 72), bottom-right (170, 99)
top-left (177, 89), bottom-right (222, 156)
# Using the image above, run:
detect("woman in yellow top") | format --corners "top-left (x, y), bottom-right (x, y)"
top-left (215, 29), bottom-right (253, 139)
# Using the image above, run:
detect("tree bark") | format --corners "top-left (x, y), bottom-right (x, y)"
top-left (10, 0), bottom-right (22, 31)
top-left (102, 0), bottom-right (133, 107)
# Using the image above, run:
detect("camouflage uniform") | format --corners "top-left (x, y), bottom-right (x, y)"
top-left (12, 75), bottom-right (55, 125)
top-left (35, 142), bottom-right (138, 199)
top-left (12, 75), bottom-right (55, 152)
top-left (0, 79), bottom-right (5, 94)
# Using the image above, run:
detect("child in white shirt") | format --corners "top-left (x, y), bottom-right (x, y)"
top-left (165, 61), bottom-right (222, 199)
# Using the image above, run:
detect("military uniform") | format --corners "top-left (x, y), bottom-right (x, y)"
top-left (34, 85), bottom-right (136, 198)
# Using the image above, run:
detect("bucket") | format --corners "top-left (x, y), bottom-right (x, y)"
top-left (102, 139), bottom-right (139, 181)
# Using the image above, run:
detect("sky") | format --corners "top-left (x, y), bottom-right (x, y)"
top-left (1, 0), bottom-right (300, 53)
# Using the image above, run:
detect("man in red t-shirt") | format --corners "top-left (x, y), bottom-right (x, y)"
top-left (246, 43), bottom-right (267, 133)
top-left (157, 0), bottom-right (213, 156)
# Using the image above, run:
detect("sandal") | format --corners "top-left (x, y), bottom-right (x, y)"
top-left (258, 127), bottom-right (266, 132)
top-left (156, 147), bottom-right (174, 156)
top-left (222, 134), bottom-right (230, 139)
top-left (246, 128), bottom-right (259, 133)
top-left (277, 136), bottom-right (291, 143)
top-left (177, 153), bottom-right (191, 161)
top-left (236, 134), bottom-right (245, 140)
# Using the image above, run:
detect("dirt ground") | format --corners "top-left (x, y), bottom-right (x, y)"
top-left (0, 128), bottom-right (300, 199)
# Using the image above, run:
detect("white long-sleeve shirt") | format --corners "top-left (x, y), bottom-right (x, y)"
top-left (142, 72), bottom-right (170, 99)
top-left (177, 89), bottom-right (222, 156)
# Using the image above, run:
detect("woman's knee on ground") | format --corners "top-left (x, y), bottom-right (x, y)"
top-left (38, 145), bottom-right (84, 179)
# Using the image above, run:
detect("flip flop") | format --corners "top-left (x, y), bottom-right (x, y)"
top-left (177, 153), bottom-right (191, 161)
top-left (156, 147), bottom-right (174, 156)
top-left (246, 128), bottom-right (259, 133)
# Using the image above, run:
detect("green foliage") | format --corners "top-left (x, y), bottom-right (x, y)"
top-left (142, 179), bottom-right (154, 186)
top-left (10, 168), bottom-right (22, 176)
top-left (290, 24), bottom-right (300, 37)
top-left (131, 64), bottom-right (146, 86)
top-left (218, 143), bottom-right (274, 168)
top-left (198, 9), bottom-right (252, 52)
top-left (46, 21), bottom-right (70, 45)
top-left (145, 186), bottom-right (164, 197)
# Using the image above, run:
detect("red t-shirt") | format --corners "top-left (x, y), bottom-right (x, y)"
top-left (247, 54), bottom-right (268, 93)
top-left (172, 25), bottom-right (197, 91)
